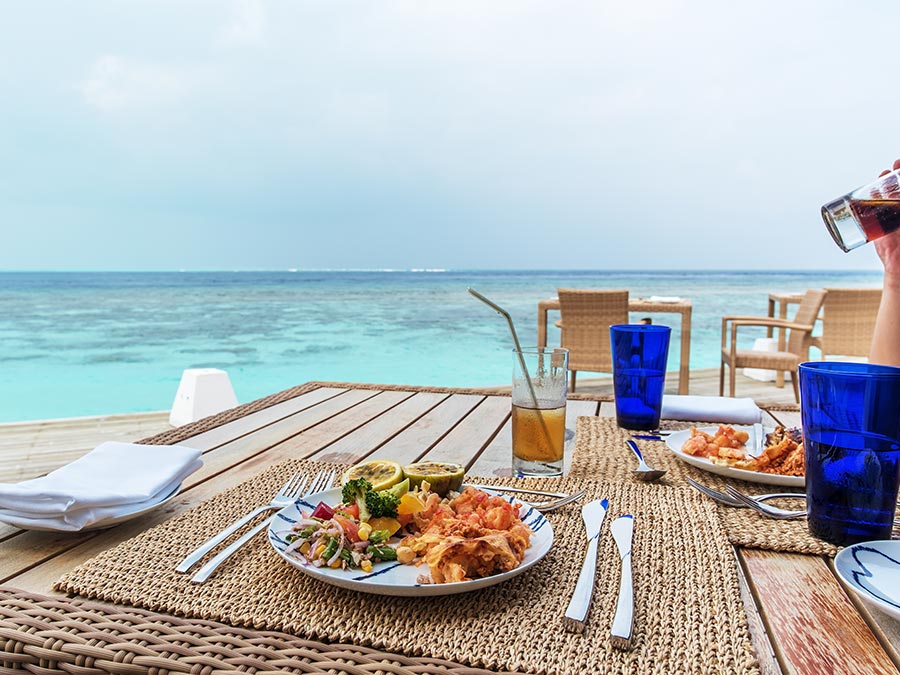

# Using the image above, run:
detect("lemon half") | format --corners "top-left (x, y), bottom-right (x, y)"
top-left (341, 459), bottom-right (404, 492)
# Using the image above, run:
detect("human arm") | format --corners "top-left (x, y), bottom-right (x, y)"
top-left (869, 159), bottom-right (900, 366)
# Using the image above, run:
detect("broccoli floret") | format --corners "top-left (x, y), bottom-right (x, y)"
top-left (342, 477), bottom-right (372, 504)
top-left (365, 489), bottom-right (401, 518)
top-left (341, 477), bottom-right (373, 521)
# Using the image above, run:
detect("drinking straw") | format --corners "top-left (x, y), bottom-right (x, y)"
top-left (467, 288), bottom-right (558, 466)
top-left (466, 287), bottom-right (541, 409)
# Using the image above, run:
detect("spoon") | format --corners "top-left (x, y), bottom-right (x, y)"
top-left (625, 439), bottom-right (667, 482)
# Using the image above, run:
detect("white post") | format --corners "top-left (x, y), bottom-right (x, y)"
top-left (169, 369), bottom-right (239, 427)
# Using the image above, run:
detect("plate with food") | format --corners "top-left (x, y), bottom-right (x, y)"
top-left (665, 425), bottom-right (805, 487)
top-left (267, 459), bottom-right (553, 596)
top-left (834, 541), bottom-right (900, 623)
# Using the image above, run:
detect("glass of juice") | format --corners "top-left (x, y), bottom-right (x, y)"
top-left (610, 324), bottom-right (671, 430)
top-left (821, 169), bottom-right (900, 252)
top-left (511, 347), bottom-right (568, 477)
top-left (799, 361), bottom-right (900, 546)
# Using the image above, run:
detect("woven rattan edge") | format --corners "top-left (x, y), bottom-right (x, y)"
top-left (0, 585), bottom-right (516, 675)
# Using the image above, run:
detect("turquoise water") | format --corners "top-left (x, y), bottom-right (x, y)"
top-left (0, 270), bottom-right (883, 422)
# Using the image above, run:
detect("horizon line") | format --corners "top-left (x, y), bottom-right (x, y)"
top-left (0, 267), bottom-right (884, 275)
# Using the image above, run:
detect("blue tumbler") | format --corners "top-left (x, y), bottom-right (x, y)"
top-left (799, 361), bottom-right (900, 546)
top-left (610, 324), bottom-right (671, 431)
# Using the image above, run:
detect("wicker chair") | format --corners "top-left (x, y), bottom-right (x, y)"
top-left (720, 288), bottom-right (826, 403)
top-left (556, 288), bottom-right (629, 392)
top-left (811, 287), bottom-right (883, 358)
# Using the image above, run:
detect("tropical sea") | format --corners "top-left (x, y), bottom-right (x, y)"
top-left (0, 270), bottom-right (883, 423)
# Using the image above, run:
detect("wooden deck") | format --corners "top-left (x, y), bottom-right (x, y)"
top-left (0, 411), bottom-right (172, 484)
top-left (0, 368), bottom-right (799, 484)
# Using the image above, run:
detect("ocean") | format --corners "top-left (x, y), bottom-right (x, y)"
top-left (0, 270), bottom-right (883, 423)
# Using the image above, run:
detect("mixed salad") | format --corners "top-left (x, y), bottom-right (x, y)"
top-left (277, 477), bottom-right (424, 573)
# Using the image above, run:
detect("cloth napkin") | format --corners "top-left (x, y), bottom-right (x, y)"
top-left (0, 442), bottom-right (202, 531)
top-left (647, 295), bottom-right (683, 303)
top-left (660, 395), bottom-right (762, 425)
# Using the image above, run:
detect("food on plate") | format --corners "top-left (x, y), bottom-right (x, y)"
top-left (341, 459), bottom-right (405, 491)
top-left (681, 424), bottom-right (749, 460)
top-left (400, 486), bottom-right (532, 583)
top-left (279, 471), bottom-right (532, 583)
top-left (402, 461), bottom-right (466, 496)
top-left (681, 425), bottom-right (805, 477)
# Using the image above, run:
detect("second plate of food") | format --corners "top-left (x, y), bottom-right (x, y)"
top-left (665, 427), bottom-right (805, 487)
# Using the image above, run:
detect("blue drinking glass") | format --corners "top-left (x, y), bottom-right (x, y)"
top-left (799, 361), bottom-right (900, 546)
top-left (610, 324), bottom-right (671, 430)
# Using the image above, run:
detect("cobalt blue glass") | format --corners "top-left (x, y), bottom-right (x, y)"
top-left (799, 361), bottom-right (900, 546)
top-left (610, 324), bottom-right (671, 430)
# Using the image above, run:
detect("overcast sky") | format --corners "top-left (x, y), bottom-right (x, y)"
top-left (0, 1), bottom-right (895, 271)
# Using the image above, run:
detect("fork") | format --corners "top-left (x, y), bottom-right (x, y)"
top-left (176, 471), bottom-right (311, 573)
top-left (531, 489), bottom-right (586, 512)
top-left (191, 469), bottom-right (335, 583)
top-left (686, 477), bottom-right (805, 510)
top-left (724, 485), bottom-right (806, 519)
top-left (465, 484), bottom-right (586, 512)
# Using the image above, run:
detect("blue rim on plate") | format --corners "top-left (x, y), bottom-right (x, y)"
top-left (834, 540), bottom-right (900, 622)
top-left (267, 486), bottom-right (554, 596)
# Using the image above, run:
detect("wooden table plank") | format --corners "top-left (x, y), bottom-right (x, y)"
top-left (740, 549), bottom-right (897, 675)
top-left (367, 394), bottom-right (486, 466)
top-left (829, 557), bottom-right (900, 668)
top-left (307, 392), bottom-right (449, 464)
top-left (263, 390), bottom-right (414, 458)
top-left (419, 396), bottom-right (511, 469)
top-left (176, 386), bottom-right (349, 451)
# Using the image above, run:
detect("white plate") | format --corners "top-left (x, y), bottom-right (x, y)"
top-left (665, 427), bottom-right (804, 487)
top-left (5, 482), bottom-right (183, 532)
top-left (835, 540), bottom-right (900, 622)
top-left (268, 486), bottom-right (554, 596)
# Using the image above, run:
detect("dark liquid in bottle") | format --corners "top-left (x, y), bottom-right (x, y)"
top-left (849, 198), bottom-right (900, 240)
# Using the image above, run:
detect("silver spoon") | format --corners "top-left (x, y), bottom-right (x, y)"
top-left (625, 439), bottom-right (667, 482)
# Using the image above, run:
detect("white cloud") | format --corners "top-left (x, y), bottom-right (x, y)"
top-left (217, 0), bottom-right (267, 47)
top-left (78, 55), bottom-right (188, 111)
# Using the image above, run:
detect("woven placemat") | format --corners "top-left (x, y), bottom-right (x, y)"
top-left (57, 458), bottom-right (759, 675)
top-left (569, 417), bottom-right (900, 557)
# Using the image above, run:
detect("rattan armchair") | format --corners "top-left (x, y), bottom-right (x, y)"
top-left (811, 287), bottom-right (882, 358)
top-left (719, 288), bottom-right (826, 402)
top-left (557, 288), bottom-right (629, 392)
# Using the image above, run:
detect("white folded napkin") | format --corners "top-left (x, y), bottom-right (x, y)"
top-left (660, 395), bottom-right (762, 425)
top-left (647, 296), bottom-right (683, 303)
top-left (0, 442), bottom-right (202, 531)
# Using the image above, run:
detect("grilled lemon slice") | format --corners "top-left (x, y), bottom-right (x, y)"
top-left (341, 459), bottom-right (404, 492)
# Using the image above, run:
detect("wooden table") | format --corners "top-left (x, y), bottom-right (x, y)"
top-left (0, 382), bottom-right (897, 675)
top-left (537, 297), bottom-right (693, 394)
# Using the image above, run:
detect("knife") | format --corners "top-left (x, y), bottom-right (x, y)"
top-left (609, 514), bottom-right (634, 649)
top-left (563, 498), bottom-right (608, 633)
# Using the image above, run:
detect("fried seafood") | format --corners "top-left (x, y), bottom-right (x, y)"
top-left (424, 533), bottom-right (523, 583)
top-left (682, 425), bottom-right (805, 477)
top-left (681, 424), bottom-right (750, 459)
top-left (400, 486), bottom-right (532, 582)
